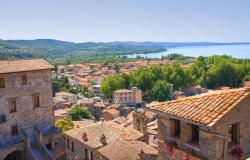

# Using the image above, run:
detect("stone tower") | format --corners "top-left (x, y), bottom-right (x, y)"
top-left (132, 109), bottom-right (149, 144)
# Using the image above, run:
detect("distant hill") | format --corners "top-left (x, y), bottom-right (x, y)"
top-left (0, 39), bottom-right (249, 63)
top-left (0, 39), bottom-right (166, 60)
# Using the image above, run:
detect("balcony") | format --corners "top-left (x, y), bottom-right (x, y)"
top-left (0, 135), bottom-right (24, 149)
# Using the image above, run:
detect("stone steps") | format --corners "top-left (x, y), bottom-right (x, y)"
top-left (30, 144), bottom-right (48, 160)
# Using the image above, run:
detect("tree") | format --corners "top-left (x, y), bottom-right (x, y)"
top-left (206, 62), bottom-right (238, 88)
top-left (243, 75), bottom-right (250, 82)
top-left (68, 107), bottom-right (95, 121)
top-left (55, 118), bottom-right (74, 132)
top-left (150, 80), bottom-right (171, 102)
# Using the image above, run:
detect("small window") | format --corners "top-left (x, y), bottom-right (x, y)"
top-left (9, 99), bottom-right (17, 113)
top-left (229, 123), bottom-right (239, 144)
top-left (191, 125), bottom-right (199, 143)
top-left (85, 148), bottom-right (88, 159)
top-left (21, 74), bottom-right (28, 85)
top-left (71, 141), bottom-right (74, 152)
top-left (67, 139), bottom-right (70, 149)
top-left (90, 151), bottom-right (93, 160)
top-left (174, 120), bottom-right (180, 137)
top-left (0, 78), bottom-right (5, 88)
top-left (11, 125), bottom-right (18, 136)
top-left (33, 95), bottom-right (40, 108)
top-left (0, 115), bottom-right (7, 123)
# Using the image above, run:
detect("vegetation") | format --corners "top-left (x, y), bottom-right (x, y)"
top-left (68, 107), bottom-right (95, 121)
top-left (52, 76), bottom-right (84, 95)
top-left (55, 118), bottom-right (74, 132)
top-left (101, 55), bottom-right (250, 101)
top-left (0, 39), bottom-right (166, 64)
top-left (161, 53), bottom-right (194, 64)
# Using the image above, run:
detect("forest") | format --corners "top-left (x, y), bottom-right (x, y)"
top-left (101, 55), bottom-right (250, 102)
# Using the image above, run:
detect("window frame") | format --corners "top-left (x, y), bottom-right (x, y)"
top-left (229, 123), bottom-right (239, 144)
top-left (174, 119), bottom-right (181, 137)
top-left (33, 94), bottom-right (40, 108)
top-left (71, 141), bottom-right (74, 152)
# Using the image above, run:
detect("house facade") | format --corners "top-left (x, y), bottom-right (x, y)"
top-left (113, 87), bottom-right (142, 106)
top-left (147, 88), bottom-right (250, 160)
top-left (0, 59), bottom-right (61, 160)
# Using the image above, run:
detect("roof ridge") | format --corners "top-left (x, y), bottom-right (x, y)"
top-left (147, 88), bottom-right (250, 127)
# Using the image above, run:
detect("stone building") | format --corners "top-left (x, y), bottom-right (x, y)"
top-left (113, 87), bottom-right (142, 106)
top-left (64, 121), bottom-right (144, 160)
top-left (0, 59), bottom-right (62, 160)
top-left (147, 88), bottom-right (250, 160)
top-left (88, 102), bottom-right (107, 120)
top-left (101, 108), bottom-right (120, 121)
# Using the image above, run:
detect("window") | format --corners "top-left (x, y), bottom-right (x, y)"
top-left (71, 141), bottom-right (74, 152)
top-left (229, 123), bottom-right (239, 144)
top-left (67, 139), bottom-right (70, 149)
top-left (9, 99), bottom-right (17, 113)
top-left (33, 95), bottom-right (40, 108)
top-left (90, 151), bottom-right (93, 160)
top-left (0, 78), bottom-right (5, 88)
top-left (191, 125), bottom-right (199, 143)
top-left (0, 115), bottom-right (7, 123)
top-left (85, 148), bottom-right (88, 159)
top-left (174, 120), bottom-right (180, 137)
top-left (21, 74), bottom-right (28, 85)
top-left (11, 125), bottom-right (18, 136)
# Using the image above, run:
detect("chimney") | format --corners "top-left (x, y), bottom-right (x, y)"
top-left (100, 133), bottom-right (107, 145)
top-left (82, 132), bottom-right (88, 142)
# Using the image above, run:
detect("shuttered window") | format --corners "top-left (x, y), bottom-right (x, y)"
top-left (11, 125), bottom-right (18, 135)
top-left (33, 95), bottom-right (40, 108)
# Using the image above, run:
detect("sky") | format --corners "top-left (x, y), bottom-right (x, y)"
top-left (0, 0), bottom-right (250, 42)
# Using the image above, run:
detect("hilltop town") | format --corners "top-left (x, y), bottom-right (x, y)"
top-left (1, 57), bottom-right (250, 160)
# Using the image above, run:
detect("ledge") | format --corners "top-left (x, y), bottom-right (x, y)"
top-left (0, 136), bottom-right (24, 149)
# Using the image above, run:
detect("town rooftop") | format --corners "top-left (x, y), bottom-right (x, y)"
top-left (147, 88), bottom-right (250, 127)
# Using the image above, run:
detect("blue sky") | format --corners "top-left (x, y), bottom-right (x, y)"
top-left (0, 0), bottom-right (250, 42)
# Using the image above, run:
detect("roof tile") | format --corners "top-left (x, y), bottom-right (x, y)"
top-left (147, 88), bottom-right (250, 127)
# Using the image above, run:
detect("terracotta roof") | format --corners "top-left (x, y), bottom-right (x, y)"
top-left (99, 138), bottom-right (157, 160)
top-left (93, 102), bottom-right (106, 108)
top-left (147, 88), bottom-right (250, 127)
top-left (103, 108), bottom-right (120, 115)
top-left (0, 59), bottom-right (53, 74)
top-left (64, 121), bottom-right (143, 148)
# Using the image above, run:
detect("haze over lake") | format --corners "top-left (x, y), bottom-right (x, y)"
top-left (125, 44), bottom-right (250, 59)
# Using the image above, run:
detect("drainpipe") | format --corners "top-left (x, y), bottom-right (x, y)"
top-left (214, 134), bottom-right (228, 160)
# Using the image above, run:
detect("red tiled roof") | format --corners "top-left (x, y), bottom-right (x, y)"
top-left (0, 59), bottom-right (53, 74)
top-left (147, 88), bottom-right (250, 127)
top-left (98, 138), bottom-right (157, 160)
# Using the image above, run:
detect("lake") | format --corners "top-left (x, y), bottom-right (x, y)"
top-left (125, 44), bottom-right (250, 59)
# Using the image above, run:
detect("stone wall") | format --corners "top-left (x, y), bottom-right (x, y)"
top-left (156, 94), bottom-right (250, 160)
top-left (213, 94), bottom-right (250, 160)
top-left (0, 69), bottom-right (54, 158)
top-left (65, 136), bottom-right (98, 160)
